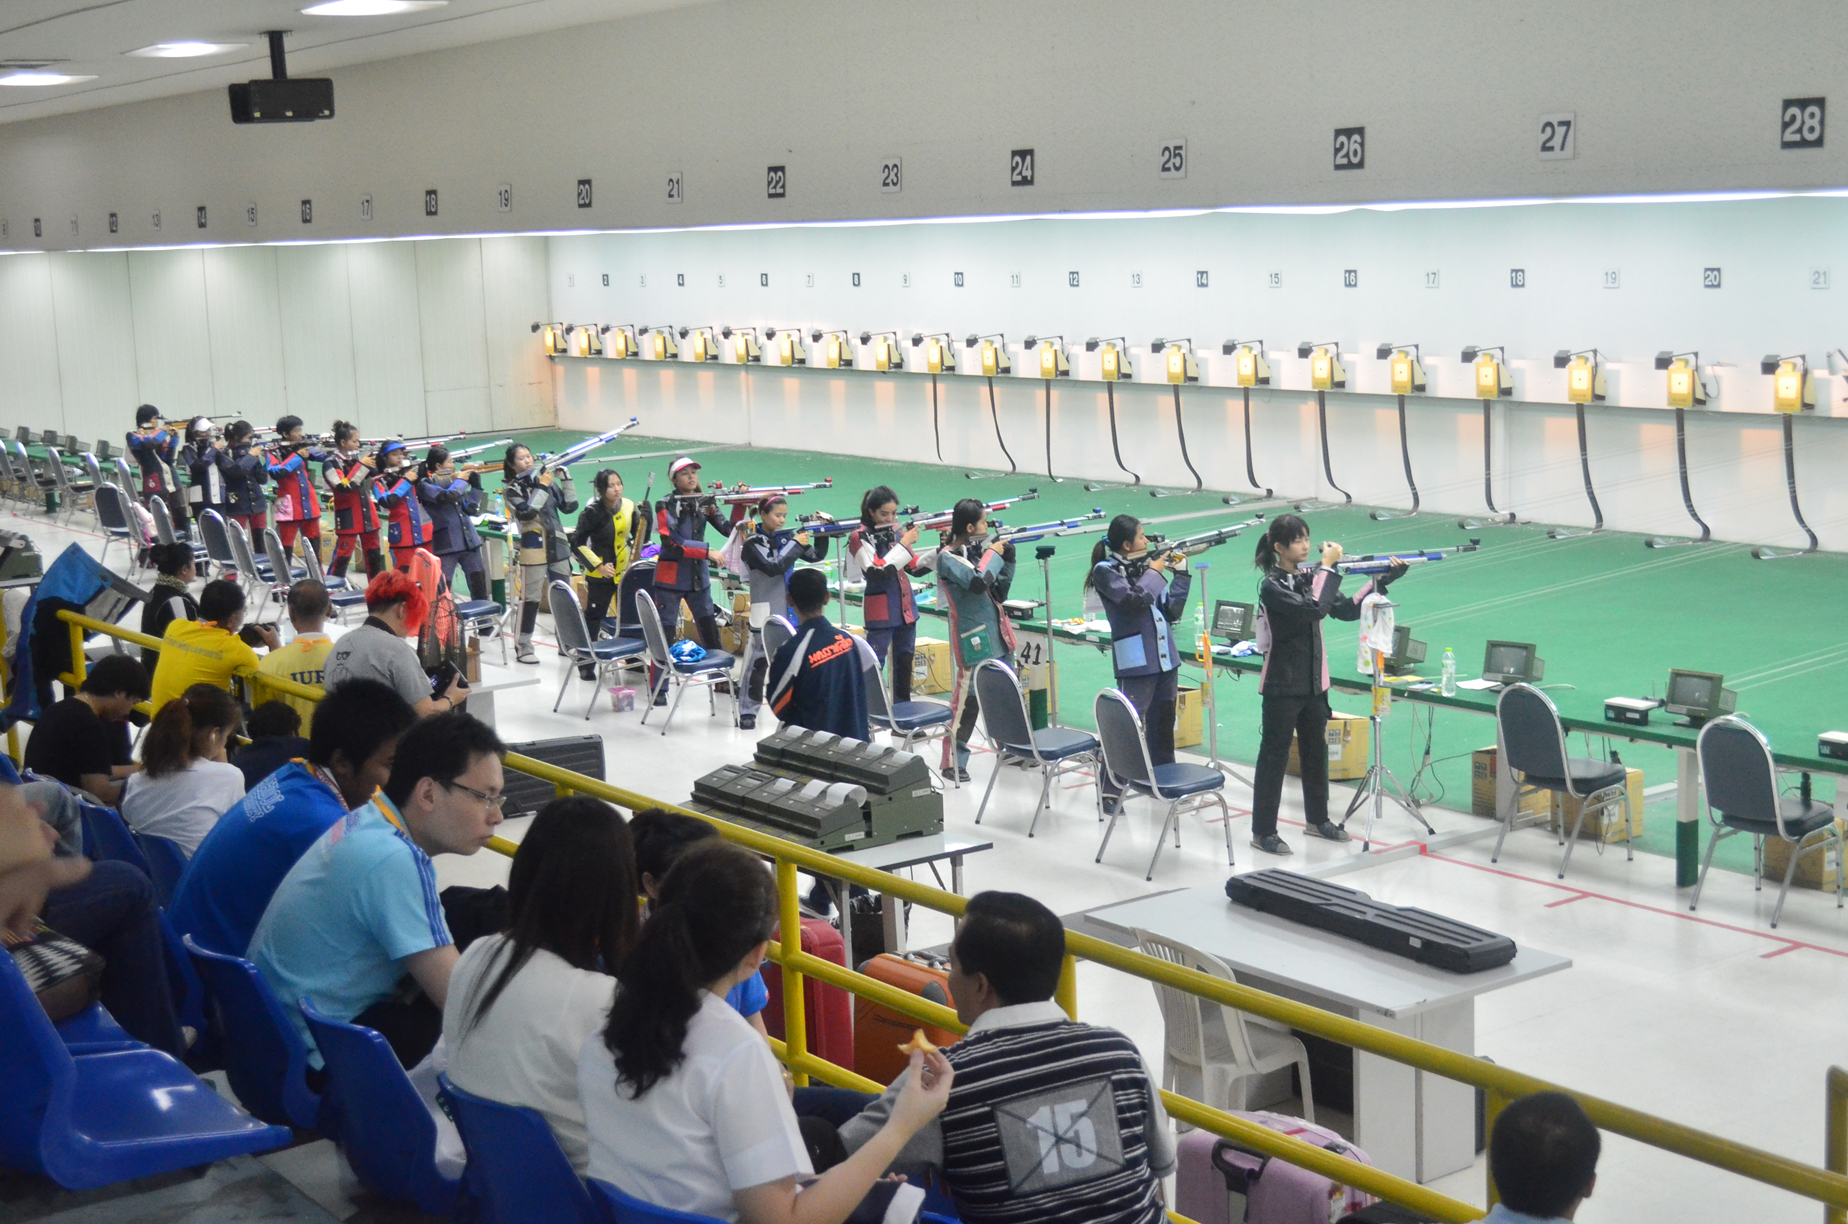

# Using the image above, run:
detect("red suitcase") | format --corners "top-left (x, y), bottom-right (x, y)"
top-left (853, 952), bottom-right (959, 1087)
top-left (761, 917), bottom-right (854, 1072)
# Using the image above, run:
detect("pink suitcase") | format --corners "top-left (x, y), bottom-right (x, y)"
top-left (1175, 1111), bottom-right (1375, 1224)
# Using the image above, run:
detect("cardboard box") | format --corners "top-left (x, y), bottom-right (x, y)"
top-left (913, 637), bottom-right (954, 695)
top-left (1287, 712), bottom-right (1371, 781)
top-left (720, 617), bottom-right (748, 656)
top-left (1550, 767), bottom-right (1644, 843)
top-left (572, 573), bottom-right (589, 611)
top-left (1174, 685), bottom-right (1204, 749)
top-left (1470, 746), bottom-right (1553, 820)
top-left (733, 591), bottom-right (751, 616)
top-left (1761, 818), bottom-right (1846, 889)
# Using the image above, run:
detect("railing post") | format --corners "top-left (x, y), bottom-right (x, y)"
top-left (777, 858), bottom-right (808, 1087)
top-left (1484, 1088), bottom-right (1511, 1208)
top-left (1827, 1066), bottom-right (1848, 1224)
top-left (1055, 953), bottom-right (1078, 1020)
top-left (67, 619), bottom-right (87, 691)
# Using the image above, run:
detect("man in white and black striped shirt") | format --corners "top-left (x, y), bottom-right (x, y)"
top-left (841, 893), bottom-right (1174, 1224)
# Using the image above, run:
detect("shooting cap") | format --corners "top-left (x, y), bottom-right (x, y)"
top-left (379, 439), bottom-right (408, 458)
top-left (668, 456), bottom-right (701, 478)
top-left (189, 416), bottom-right (215, 434)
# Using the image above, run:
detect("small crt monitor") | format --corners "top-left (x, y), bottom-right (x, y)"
top-left (1664, 668), bottom-right (1736, 725)
top-left (1482, 640), bottom-right (1544, 685)
top-left (1212, 599), bottom-right (1256, 642)
top-left (13, 427), bottom-right (29, 443)
top-left (38, 429), bottom-right (59, 446)
top-left (1386, 626), bottom-right (1427, 672)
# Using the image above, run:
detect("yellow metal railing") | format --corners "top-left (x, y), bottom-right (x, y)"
top-left (50, 608), bottom-right (1848, 1222)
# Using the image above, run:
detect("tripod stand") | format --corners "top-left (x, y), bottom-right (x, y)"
top-left (1191, 562), bottom-right (1255, 791)
top-left (1337, 633), bottom-right (1435, 851)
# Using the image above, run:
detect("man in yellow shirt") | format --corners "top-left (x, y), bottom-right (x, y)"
top-left (256, 581), bottom-right (335, 733)
top-left (150, 579), bottom-right (279, 710)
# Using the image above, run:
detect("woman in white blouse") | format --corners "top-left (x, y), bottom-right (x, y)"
top-left (441, 796), bottom-right (641, 1173)
top-left (580, 841), bottom-right (951, 1224)
top-left (119, 683), bottom-right (245, 856)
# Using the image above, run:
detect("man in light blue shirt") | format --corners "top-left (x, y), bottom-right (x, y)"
top-left (250, 711), bottom-right (507, 1068)
top-left (1483, 1091), bottom-right (1599, 1223)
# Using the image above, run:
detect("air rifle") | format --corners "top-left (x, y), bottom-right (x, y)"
top-left (539, 418), bottom-right (641, 472)
top-left (1144, 515), bottom-right (1267, 559)
top-left (705, 478), bottom-right (833, 506)
top-left (1334, 539), bottom-right (1480, 575)
top-left (992, 508), bottom-right (1106, 545)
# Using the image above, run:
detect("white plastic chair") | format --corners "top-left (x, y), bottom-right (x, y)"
top-left (1134, 929), bottom-right (1316, 1124)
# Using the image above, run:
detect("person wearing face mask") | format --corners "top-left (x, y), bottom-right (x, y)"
top-left (1085, 515), bottom-right (1190, 817)
top-left (934, 499), bottom-right (1016, 782)
top-left (569, 469), bottom-right (649, 668)
top-left (735, 495), bottom-right (828, 730)
top-left (503, 443), bottom-right (579, 665)
top-left (848, 486), bottom-right (936, 707)
top-left (373, 440), bottom-right (434, 572)
top-left (323, 420), bottom-right (384, 583)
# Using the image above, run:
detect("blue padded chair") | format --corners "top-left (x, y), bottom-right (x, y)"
top-left (79, 802), bottom-right (151, 876)
top-left (138, 832), bottom-right (188, 910)
top-left (589, 1177), bottom-right (728, 1224)
top-left (438, 1074), bottom-right (599, 1224)
top-left (634, 590), bottom-right (735, 735)
top-left (92, 483), bottom-right (139, 573)
top-left (300, 1000), bottom-right (464, 1218)
top-left (0, 952), bottom-right (288, 1190)
top-left (971, 658), bottom-right (1100, 835)
top-left (185, 937), bottom-right (323, 1132)
top-left (297, 539), bottom-right (371, 623)
top-left (550, 581), bottom-right (647, 719)
top-left (1491, 682), bottom-right (1632, 880)
top-left (199, 509), bottom-right (240, 581)
top-left (858, 636), bottom-right (955, 768)
top-left (1093, 687), bottom-right (1234, 881)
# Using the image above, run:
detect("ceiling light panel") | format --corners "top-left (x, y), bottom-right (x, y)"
top-left (125, 42), bottom-right (248, 59)
top-left (301, 0), bottom-right (450, 16)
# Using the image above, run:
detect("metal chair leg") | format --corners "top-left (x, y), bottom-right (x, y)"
top-left (1146, 799), bottom-right (1182, 881)
top-left (1772, 832), bottom-right (1805, 928)
top-left (1689, 826), bottom-right (1728, 911)
top-left (1217, 794), bottom-right (1235, 866)
top-left (975, 753), bottom-right (1004, 824)
top-left (640, 669), bottom-right (669, 726)
top-left (1558, 802), bottom-right (1591, 879)
top-left (661, 674), bottom-right (689, 734)
top-left (1026, 765), bottom-right (1054, 838)
top-left (1096, 794), bottom-right (1127, 863)
top-left (1491, 784), bottom-right (1515, 862)
top-left (583, 662), bottom-right (602, 719)
top-left (552, 666), bottom-right (573, 713)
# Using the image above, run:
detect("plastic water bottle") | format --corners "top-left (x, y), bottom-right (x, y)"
top-left (1441, 647), bottom-right (1457, 697)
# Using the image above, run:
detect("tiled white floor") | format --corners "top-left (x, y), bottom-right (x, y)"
top-left (19, 507), bottom-right (1846, 1224)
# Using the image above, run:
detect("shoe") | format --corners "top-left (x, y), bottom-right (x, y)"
top-left (515, 643), bottom-right (539, 665)
top-left (653, 691), bottom-right (667, 707)
top-left (738, 714), bottom-right (757, 730)
top-left (578, 665), bottom-right (597, 681)
top-left (949, 766), bottom-right (972, 783)
top-left (1250, 834), bottom-right (1294, 856)
top-left (1101, 798), bottom-right (1122, 817)
top-left (1307, 821), bottom-right (1353, 843)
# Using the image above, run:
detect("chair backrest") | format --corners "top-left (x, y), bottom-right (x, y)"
top-left (1496, 682), bottom-right (1571, 787)
top-left (973, 658), bottom-right (1034, 754)
top-left (300, 1000), bottom-right (460, 1217)
top-left (114, 457), bottom-right (137, 491)
top-left (860, 638), bottom-right (893, 720)
top-left (261, 528), bottom-right (293, 586)
top-left (200, 510), bottom-right (236, 568)
top-left (588, 1177), bottom-right (727, 1224)
top-left (80, 801), bottom-right (152, 875)
top-left (760, 614), bottom-right (795, 662)
top-left (93, 482), bottom-right (131, 534)
top-left (634, 589), bottom-right (672, 665)
top-left (1697, 715), bottom-right (1785, 834)
top-left (438, 1074), bottom-right (599, 1224)
top-left (0, 949), bottom-right (72, 1171)
top-left (148, 494), bottom-right (177, 545)
top-left (1133, 929), bottom-right (1261, 1080)
top-left (299, 539), bottom-right (327, 584)
top-left (229, 522), bottom-right (261, 579)
top-left (44, 447), bottom-right (72, 494)
top-left (138, 832), bottom-right (189, 909)
top-left (184, 936), bottom-right (322, 1132)
top-left (83, 453), bottom-right (107, 490)
top-left (550, 581), bottom-right (594, 657)
top-left (1094, 687), bottom-right (1154, 789)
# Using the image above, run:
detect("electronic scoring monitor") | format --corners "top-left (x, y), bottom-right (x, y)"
top-left (1482, 640), bottom-right (1545, 685)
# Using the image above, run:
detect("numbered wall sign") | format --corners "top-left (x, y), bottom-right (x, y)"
top-left (576, 179), bottom-right (593, 208)
top-left (1424, 269), bottom-right (1439, 288)
top-left (1333, 126), bottom-right (1365, 170)
top-left (760, 272), bottom-right (769, 286)
top-left (1538, 112), bottom-right (1575, 159)
top-left (766, 165), bottom-right (787, 199)
top-left (1510, 268), bottom-right (1526, 288)
top-left (1602, 268), bottom-right (1621, 289)
top-left (1812, 268), bottom-right (1830, 290)
top-left (1130, 271), bottom-right (1142, 288)
top-left (1159, 139), bottom-right (1186, 179)
top-left (1014, 632), bottom-right (1051, 691)
top-left (32, 218), bottom-right (42, 238)
top-left (1343, 269), bottom-right (1358, 288)
top-left (602, 273), bottom-right (609, 286)
top-left (1068, 271), bottom-right (1079, 287)
top-left (196, 205), bottom-right (208, 229)
top-left (245, 203), bottom-right (258, 227)
top-left (667, 173), bottom-right (683, 203)
top-left (954, 271), bottom-right (964, 287)
top-left (496, 184), bottom-right (512, 213)
top-left (151, 211), bottom-right (161, 231)
top-left (1782, 97), bottom-right (1824, 149)
top-left (1703, 267), bottom-right (1722, 288)
top-left (1267, 270), bottom-right (1281, 288)
top-left (359, 195), bottom-right (372, 221)
top-left (1010, 272), bottom-right (1022, 288)
top-left (424, 189), bottom-right (438, 217)
top-left (299, 200), bottom-right (312, 224)
top-left (852, 272), bottom-right (861, 287)
top-left (880, 158), bottom-right (902, 193)
top-left (1195, 270), bottom-right (1209, 288)
top-left (1010, 148), bottom-right (1035, 186)
top-left (109, 212), bottom-right (119, 234)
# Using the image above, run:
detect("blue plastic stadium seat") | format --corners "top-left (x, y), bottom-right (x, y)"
top-left (78, 802), bottom-right (150, 876)
top-left (185, 937), bottom-right (323, 1132)
top-left (438, 1074), bottom-right (599, 1224)
top-left (137, 832), bottom-right (188, 910)
top-left (589, 1177), bottom-right (728, 1224)
top-left (53, 1002), bottom-right (141, 1054)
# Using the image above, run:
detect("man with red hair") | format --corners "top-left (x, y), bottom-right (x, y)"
top-left (324, 571), bottom-right (468, 718)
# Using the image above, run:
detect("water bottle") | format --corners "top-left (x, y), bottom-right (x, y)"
top-left (1441, 647), bottom-right (1457, 697)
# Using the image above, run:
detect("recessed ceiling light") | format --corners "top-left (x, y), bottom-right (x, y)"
top-left (0, 72), bottom-right (98, 86)
top-left (301, 0), bottom-right (449, 15)
top-left (126, 41), bottom-right (248, 59)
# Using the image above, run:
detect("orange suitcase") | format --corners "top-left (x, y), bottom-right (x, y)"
top-left (853, 952), bottom-right (959, 1086)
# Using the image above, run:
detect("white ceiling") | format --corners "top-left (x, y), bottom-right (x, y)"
top-left (0, 0), bottom-right (710, 125)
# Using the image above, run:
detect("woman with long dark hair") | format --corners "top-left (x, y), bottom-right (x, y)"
top-left (120, 683), bottom-right (245, 856)
top-left (569, 469), bottom-right (649, 673)
top-left (416, 445), bottom-right (489, 601)
top-left (1248, 514), bottom-right (1404, 855)
top-left (936, 497), bottom-right (1015, 782)
top-left (735, 494), bottom-right (827, 730)
top-left (582, 840), bottom-right (950, 1224)
top-left (323, 420), bottom-right (383, 582)
top-left (847, 485), bottom-right (935, 705)
top-left (503, 442), bottom-right (578, 664)
top-left (224, 420), bottom-right (271, 537)
top-left (1086, 514), bottom-right (1190, 815)
top-left (442, 795), bottom-right (640, 1174)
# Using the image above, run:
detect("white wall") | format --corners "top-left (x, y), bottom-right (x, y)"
top-left (547, 194), bottom-right (1848, 551)
top-left (0, 236), bottom-right (553, 444)
top-left (5, 0), bottom-right (1848, 247)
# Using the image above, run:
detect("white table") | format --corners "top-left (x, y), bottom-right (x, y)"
top-left (1085, 884), bottom-right (1571, 1183)
top-left (812, 833), bottom-right (993, 984)
top-left (458, 674), bottom-right (540, 729)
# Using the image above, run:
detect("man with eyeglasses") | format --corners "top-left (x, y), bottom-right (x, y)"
top-left (250, 710), bottom-right (507, 1067)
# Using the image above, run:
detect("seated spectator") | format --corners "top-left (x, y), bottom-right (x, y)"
top-left (119, 684), bottom-right (246, 857)
top-left (150, 579), bottom-right (279, 710)
top-left (0, 781), bottom-right (187, 1055)
top-left (324, 570), bottom-right (466, 718)
top-left (139, 542), bottom-right (199, 674)
top-left (170, 679), bottom-right (417, 958)
top-left (249, 710), bottom-right (506, 1066)
top-left (230, 700), bottom-right (312, 791)
top-left (768, 568), bottom-right (869, 741)
top-left (24, 654), bottom-right (148, 805)
top-left (1484, 1091), bottom-right (1600, 1223)
top-left (840, 892), bottom-right (1175, 1224)
top-left (442, 795), bottom-right (640, 1174)
top-left (581, 840), bottom-right (950, 1224)
top-left (257, 580), bottom-right (336, 733)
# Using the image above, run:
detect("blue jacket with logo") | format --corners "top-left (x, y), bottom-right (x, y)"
top-left (1092, 557), bottom-right (1192, 680)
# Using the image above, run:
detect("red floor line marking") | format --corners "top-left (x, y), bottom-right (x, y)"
top-left (1544, 893), bottom-right (1593, 908)
top-left (1761, 943), bottom-right (1806, 959)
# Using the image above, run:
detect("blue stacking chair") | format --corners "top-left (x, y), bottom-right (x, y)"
top-left (300, 1001), bottom-right (465, 1218)
top-left (0, 953), bottom-right (288, 1189)
top-left (857, 636), bottom-right (955, 765)
top-left (438, 1074), bottom-right (599, 1224)
top-left (78, 802), bottom-right (150, 876)
top-left (1093, 686), bottom-right (1234, 881)
top-left (185, 938), bottom-right (323, 1132)
top-left (549, 581), bottom-right (647, 719)
top-left (137, 833), bottom-right (188, 910)
top-left (589, 1178), bottom-right (728, 1224)
top-left (972, 659), bottom-right (1101, 834)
